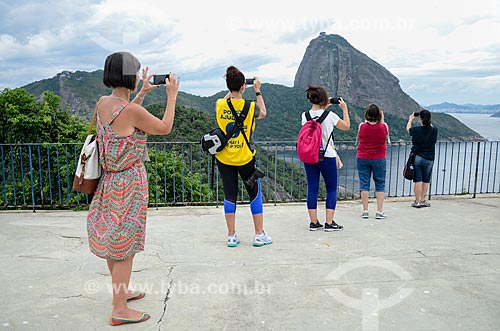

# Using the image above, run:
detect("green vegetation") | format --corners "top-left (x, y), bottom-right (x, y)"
top-left (0, 88), bottom-right (87, 144)
top-left (22, 70), bottom-right (483, 142)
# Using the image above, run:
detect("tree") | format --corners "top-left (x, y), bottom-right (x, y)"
top-left (0, 88), bottom-right (87, 144)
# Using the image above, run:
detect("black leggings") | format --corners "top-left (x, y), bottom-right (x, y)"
top-left (216, 158), bottom-right (259, 203)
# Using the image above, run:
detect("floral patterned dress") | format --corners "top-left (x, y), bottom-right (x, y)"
top-left (87, 104), bottom-right (148, 261)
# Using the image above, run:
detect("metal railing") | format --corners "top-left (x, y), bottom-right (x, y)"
top-left (1, 141), bottom-right (499, 209)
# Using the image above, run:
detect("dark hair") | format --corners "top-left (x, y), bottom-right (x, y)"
top-left (103, 52), bottom-right (141, 90)
top-left (305, 85), bottom-right (329, 107)
top-left (225, 66), bottom-right (245, 92)
top-left (365, 103), bottom-right (382, 122)
top-left (419, 109), bottom-right (432, 127)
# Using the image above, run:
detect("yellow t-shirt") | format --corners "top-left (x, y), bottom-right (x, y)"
top-left (214, 98), bottom-right (256, 166)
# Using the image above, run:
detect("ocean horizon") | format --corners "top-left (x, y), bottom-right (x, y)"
top-left (448, 113), bottom-right (500, 141)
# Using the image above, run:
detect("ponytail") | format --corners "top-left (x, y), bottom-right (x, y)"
top-left (225, 66), bottom-right (245, 92)
top-left (419, 109), bottom-right (432, 127)
top-left (305, 85), bottom-right (329, 107)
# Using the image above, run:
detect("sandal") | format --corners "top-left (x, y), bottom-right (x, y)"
top-left (110, 312), bottom-right (150, 326)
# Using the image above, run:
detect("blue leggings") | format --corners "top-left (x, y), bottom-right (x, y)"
top-left (216, 158), bottom-right (263, 215)
top-left (304, 157), bottom-right (338, 210)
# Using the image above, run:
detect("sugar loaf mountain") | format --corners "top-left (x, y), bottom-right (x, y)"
top-left (22, 33), bottom-right (483, 142)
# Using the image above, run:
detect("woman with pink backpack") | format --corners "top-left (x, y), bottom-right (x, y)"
top-left (299, 86), bottom-right (350, 231)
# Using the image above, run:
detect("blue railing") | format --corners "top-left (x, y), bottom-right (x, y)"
top-left (1, 141), bottom-right (499, 209)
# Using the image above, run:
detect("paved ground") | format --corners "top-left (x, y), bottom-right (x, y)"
top-left (0, 195), bottom-right (499, 331)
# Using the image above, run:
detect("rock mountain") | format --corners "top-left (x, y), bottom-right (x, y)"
top-left (294, 33), bottom-right (421, 117)
top-left (20, 33), bottom-right (483, 141)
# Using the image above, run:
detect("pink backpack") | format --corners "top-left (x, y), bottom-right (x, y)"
top-left (297, 111), bottom-right (332, 164)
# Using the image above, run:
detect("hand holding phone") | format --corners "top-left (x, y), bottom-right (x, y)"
top-left (152, 74), bottom-right (170, 85)
top-left (330, 97), bottom-right (342, 104)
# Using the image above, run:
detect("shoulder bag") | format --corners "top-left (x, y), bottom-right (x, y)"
top-left (403, 127), bottom-right (433, 180)
top-left (72, 110), bottom-right (102, 194)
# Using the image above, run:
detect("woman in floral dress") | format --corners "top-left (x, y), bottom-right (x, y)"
top-left (87, 52), bottom-right (179, 326)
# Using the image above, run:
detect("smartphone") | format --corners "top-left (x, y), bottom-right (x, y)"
top-left (245, 78), bottom-right (255, 85)
top-left (152, 74), bottom-right (170, 85)
top-left (330, 97), bottom-right (342, 104)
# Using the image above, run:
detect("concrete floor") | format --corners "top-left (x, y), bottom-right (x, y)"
top-left (0, 195), bottom-right (499, 331)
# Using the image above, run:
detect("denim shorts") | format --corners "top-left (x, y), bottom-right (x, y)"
top-left (357, 158), bottom-right (386, 192)
top-left (414, 155), bottom-right (434, 183)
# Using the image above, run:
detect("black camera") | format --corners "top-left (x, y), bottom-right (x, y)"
top-left (152, 74), bottom-right (170, 85)
top-left (414, 111), bottom-right (420, 117)
top-left (245, 167), bottom-right (265, 188)
top-left (245, 78), bottom-right (255, 85)
top-left (330, 97), bottom-right (342, 104)
top-left (319, 148), bottom-right (325, 162)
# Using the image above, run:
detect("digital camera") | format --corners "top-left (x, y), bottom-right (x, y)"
top-left (414, 111), bottom-right (420, 117)
top-left (245, 167), bottom-right (265, 188)
top-left (330, 97), bottom-right (342, 104)
top-left (318, 148), bottom-right (325, 162)
top-left (245, 78), bottom-right (255, 85)
top-left (152, 74), bottom-right (170, 85)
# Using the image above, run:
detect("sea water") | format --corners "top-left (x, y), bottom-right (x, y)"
top-left (449, 113), bottom-right (500, 141)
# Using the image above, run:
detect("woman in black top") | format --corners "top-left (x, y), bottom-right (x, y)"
top-left (406, 109), bottom-right (438, 208)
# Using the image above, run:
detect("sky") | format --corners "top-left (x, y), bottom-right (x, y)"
top-left (1, 0), bottom-right (500, 106)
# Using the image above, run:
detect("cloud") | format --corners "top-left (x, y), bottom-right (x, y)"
top-left (0, 0), bottom-right (100, 41)
top-left (1, 0), bottom-right (500, 105)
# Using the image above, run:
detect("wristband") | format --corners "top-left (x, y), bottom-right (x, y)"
top-left (255, 91), bottom-right (262, 96)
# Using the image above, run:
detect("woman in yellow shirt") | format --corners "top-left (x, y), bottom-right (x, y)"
top-left (215, 66), bottom-right (272, 247)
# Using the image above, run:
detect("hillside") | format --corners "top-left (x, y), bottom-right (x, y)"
top-left (21, 33), bottom-right (484, 142)
top-left (293, 33), bottom-right (483, 141)
top-left (294, 34), bottom-right (421, 118)
top-left (22, 70), bottom-right (482, 142)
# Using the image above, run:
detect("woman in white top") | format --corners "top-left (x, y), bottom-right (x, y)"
top-left (301, 86), bottom-right (350, 231)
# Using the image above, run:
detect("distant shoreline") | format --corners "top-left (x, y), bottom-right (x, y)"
top-left (447, 113), bottom-right (500, 141)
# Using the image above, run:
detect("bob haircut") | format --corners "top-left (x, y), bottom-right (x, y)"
top-left (225, 66), bottom-right (245, 92)
top-left (306, 86), bottom-right (329, 107)
top-left (103, 52), bottom-right (141, 90)
top-left (365, 104), bottom-right (382, 122)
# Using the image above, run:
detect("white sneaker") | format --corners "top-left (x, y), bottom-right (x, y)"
top-left (253, 231), bottom-right (273, 247)
top-left (375, 211), bottom-right (387, 219)
top-left (227, 234), bottom-right (240, 247)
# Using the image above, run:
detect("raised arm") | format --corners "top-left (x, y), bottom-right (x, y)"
top-left (335, 98), bottom-right (350, 131)
top-left (131, 73), bottom-right (180, 135)
top-left (131, 67), bottom-right (159, 105)
top-left (406, 113), bottom-right (415, 133)
top-left (253, 77), bottom-right (266, 119)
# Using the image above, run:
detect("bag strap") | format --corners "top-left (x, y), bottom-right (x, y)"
top-left (317, 110), bottom-right (330, 124)
top-left (226, 99), bottom-right (253, 152)
top-left (305, 110), bottom-right (329, 123)
top-left (322, 129), bottom-right (334, 153)
top-left (88, 110), bottom-right (97, 136)
top-left (210, 154), bottom-right (216, 192)
top-left (305, 111), bottom-right (312, 121)
top-left (314, 110), bottom-right (333, 153)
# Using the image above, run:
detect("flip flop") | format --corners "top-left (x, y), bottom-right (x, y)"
top-left (126, 292), bottom-right (146, 302)
top-left (110, 312), bottom-right (150, 326)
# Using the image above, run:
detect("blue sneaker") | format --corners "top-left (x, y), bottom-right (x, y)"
top-left (227, 234), bottom-right (240, 247)
top-left (253, 231), bottom-right (273, 247)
